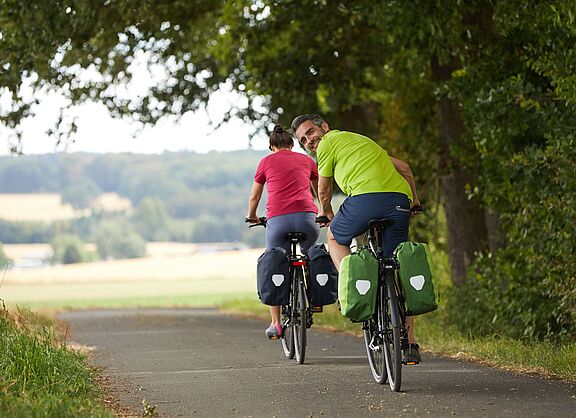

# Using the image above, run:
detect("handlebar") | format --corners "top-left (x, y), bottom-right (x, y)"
top-left (410, 205), bottom-right (424, 215)
top-left (248, 206), bottom-right (422, 229)
top-left (246, 216), bottom-right (267, 228)
top-left (246, 215), bottom-right (330, 228)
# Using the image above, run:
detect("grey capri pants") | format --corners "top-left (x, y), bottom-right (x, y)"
top-left (266, 212), bottom-right (320, 254)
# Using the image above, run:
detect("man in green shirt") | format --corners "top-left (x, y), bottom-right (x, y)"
top-left (291, 113), bottom-right (422, 363)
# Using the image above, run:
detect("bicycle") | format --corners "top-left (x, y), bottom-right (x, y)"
top-left (248, 217), bottom-right (324, 364)
top-left (361, 207), bottom-right (422, 391)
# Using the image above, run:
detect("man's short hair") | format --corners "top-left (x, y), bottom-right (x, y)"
top-left (290, 113), bottom-right (325, 134)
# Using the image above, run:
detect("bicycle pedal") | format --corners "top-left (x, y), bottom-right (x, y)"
top-left (310, 305), bottom-right (323, 313)
top-left (403, 361), bottom-right (419, 365)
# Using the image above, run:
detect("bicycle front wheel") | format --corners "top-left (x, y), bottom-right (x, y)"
top-left (383, 271), bottom-right (402, 391)
top-left (293, 266), bottom-right (307, 364)
top-left (364, 282), bottom-right (387, 384)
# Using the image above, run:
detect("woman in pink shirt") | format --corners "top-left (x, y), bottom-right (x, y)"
top-left (246, 125), bottom-right (320, 339)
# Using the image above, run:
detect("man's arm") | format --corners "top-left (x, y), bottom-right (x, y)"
top-left (389, 156), bottom-right (421, 208)
top-left (318, 175), bottom-right (334, 220)
top-left (246, 181), bottom-right (264, 222)
top-left (310, 177), bottom-right (319, 202)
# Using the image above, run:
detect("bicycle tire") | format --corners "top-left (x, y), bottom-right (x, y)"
top-left (363, 282), bottom-right (387, 384)
top-left (281, 302), bottom-right (295, 359)
top-left (383, 271), bottom-right (402, 391)
top-left (293, 266), bottom-right (307, 364)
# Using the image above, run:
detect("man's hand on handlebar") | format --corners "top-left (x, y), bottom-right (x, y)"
top-left (410, 204), bottom-right (424, 217)
top-left (315, 214), bottom-right (332, 227)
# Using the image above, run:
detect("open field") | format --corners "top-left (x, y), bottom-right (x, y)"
top-left (1, 247), bottom-right (262, 309)
top-left (0, 192), bottom-right (131, 221)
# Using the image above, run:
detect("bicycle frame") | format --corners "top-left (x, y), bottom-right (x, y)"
top-left (247, 217), bottom-right (321, 364)
top-left (362, 220), bottom-right (411, 390)
top-left (282, 234), bottom-right (313, 363)
top-left (366, 224), bottom-right (408, 344)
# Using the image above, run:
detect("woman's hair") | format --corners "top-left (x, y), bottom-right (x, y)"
top-left (269, 125), bottom-right (294, 150)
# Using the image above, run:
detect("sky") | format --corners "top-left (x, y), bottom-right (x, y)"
top-left (0, 86), bottom-right (270, 156)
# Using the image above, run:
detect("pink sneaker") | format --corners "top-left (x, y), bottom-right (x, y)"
top-left (265, 323), bottom-right (283, 340)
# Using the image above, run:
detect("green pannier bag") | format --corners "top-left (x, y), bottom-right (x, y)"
top-left (338, 248), bottom-right (379, 321)
top-left (395, 242), bottom-right (439, 316)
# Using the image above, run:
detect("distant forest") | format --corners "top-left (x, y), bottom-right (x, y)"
top-left (0, 150), bottom-right (270, 248)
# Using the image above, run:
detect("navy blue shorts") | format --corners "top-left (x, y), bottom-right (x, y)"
top-left (266, 212), bottom-right (320, 254)
top-left (330, 192), bottom-right (410, 256)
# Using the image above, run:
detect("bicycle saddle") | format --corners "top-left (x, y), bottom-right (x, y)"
top-left (367, 218), bottom-right (393, 229)
top-left (286, 232), bottom-right (307, 242)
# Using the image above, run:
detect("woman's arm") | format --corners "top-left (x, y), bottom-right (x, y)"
top-left (246, 181), bottom-right (264, 222)
top-left (311, 177), bottom-right (319, 202)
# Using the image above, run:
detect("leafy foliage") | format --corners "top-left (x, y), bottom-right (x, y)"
top-left (0, 150), bottom-right (266, 245)
top-left (61, 178), bottom-right (101, 210)
top-left (0, 219), bottom-right (52, 244)
top-left (51, 234), bottom-right (95, 264)
top-left (443, 2), bottom-right (576, 341)
top-left (94, 221), bottom-right (146, 260)
top-left (0, 243), bottom-right (11, 268)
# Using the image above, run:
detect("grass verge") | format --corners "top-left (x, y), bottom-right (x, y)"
top-left (220, 298), bottom-right (576, 382)
top-left (7, 292), bottom-right (256, 310)
top-left (0, 306), bottom-right (114, 417)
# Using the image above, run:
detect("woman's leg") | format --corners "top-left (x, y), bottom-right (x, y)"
top-left (269, 305), bottom-right (281, 325)
top-left (265, 214), bottom-right (292, 254)
top-left (263, 215), bottom-right (292, 338)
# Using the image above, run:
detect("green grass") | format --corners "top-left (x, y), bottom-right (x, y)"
top-left (8, 292), bottom-right (256, 310)
top-left (0, 307), bottom-right (113, 417)
top-left (412, 309), bottom-right (576, 381)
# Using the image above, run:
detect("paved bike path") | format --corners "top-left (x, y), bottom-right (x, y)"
top-left (60, 308), bottom-right (575, 417)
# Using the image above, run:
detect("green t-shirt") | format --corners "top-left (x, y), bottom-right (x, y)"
top-left (317, 130), bottom-right (413, 200)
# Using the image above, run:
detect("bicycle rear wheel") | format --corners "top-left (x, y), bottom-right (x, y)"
top-left (364, 282), bottom-right (387, 384)
top-left (293, 266), bottom-right (307, 364)
top-left (383, 271), bottom-right (402, 391)
top-left (281, 303), bottom-right (295, 359)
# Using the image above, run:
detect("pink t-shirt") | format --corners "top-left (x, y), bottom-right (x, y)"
top-left (254, 150), bottom-right (318, 218)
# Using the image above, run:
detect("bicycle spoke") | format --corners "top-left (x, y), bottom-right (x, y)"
top-left (364, 286), bottom-right (387, 384)
top-left (383, 273), bottom-right (402, 392)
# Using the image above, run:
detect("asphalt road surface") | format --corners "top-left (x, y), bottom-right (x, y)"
top-left (59, 308), bottom-right (576, 417)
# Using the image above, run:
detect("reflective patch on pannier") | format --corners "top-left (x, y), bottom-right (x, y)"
top-left (315, 273), bottom-right (329, 286)
top-left (409, 275), bottom-right (425, 290)
top-left (271, 274), bottom-right (285, 286)
top-left (355, 280), bottom-right (371, 295)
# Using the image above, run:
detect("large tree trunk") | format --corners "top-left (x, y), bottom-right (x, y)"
top-left (431, 56), bottom-right (489, 286)
top-left (337, 103), bottom-right (380, 138)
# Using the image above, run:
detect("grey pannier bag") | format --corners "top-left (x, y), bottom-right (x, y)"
top-left (256, 247), bottom-right (291, 305)
top-left (307, 244), bottom-right (338, 306)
